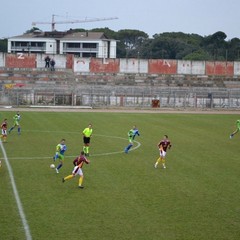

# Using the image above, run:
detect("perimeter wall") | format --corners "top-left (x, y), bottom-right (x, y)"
top-left (1, 53), bottom-right (240, 76)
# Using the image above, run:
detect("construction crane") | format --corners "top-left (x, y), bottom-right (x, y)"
top-left (32, 14), bottom-right (118, 31)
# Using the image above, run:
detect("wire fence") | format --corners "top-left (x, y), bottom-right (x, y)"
top-left (1, 86), bottom-right (240, 109)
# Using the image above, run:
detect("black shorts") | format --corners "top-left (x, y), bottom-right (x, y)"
top-left (83, 136), bottom-right (91, 144)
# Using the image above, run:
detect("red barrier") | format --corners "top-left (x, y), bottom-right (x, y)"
top-left (148, 59), bottom-right (177, 74)
top-left (5, 54), bottom-right (36, 68)
top-left (206, 61), bottom-right (234, 76)
top-left (66, 54), bottom-right (74, 69)
top-left (90, 58), bottom-right (119, 73)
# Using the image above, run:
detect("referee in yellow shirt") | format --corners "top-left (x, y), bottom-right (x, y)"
top-left (82, 124), bottom-right (93, 156)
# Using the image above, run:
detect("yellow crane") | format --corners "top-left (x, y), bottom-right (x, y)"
top-left (32, 14), bottom-right (118, 31)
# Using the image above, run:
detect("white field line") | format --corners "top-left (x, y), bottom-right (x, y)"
top-left (2, 132), bottom-right (141, 160)
top-left (0, 140), bottom-right (32, 240)
top-left (0, 130), bottom-right (140, 239)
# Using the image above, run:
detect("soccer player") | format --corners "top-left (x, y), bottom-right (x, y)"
top-left (9, 111), bottom-right (21, 135)
top-left (82, 124), bottom-right (93, 156)
top-left (230, 120), bottom-right (240, 139)
top-left (154, 135), bottom-right (172, 169)
top-left (62, 151), bottom-right (90, 188)
top-left (0, 119), bottom-right (8, 143)
top-left (53, 139), bottom-right (67, 173)
top-left (124, 125), bottom-right (140, 153)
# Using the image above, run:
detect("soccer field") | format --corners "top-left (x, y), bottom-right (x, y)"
top-left (1, 110), bottom-right (240, 240)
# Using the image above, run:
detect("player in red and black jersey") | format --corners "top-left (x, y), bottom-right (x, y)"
top-left (0, 119), bottom-right (8, 142)
top-left (62, 151), bottom-right (90, 188)
top-left (154, 135), bottom-right (172, 169)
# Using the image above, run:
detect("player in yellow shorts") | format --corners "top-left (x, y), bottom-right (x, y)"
top-left (62, 151), bottom-right (90, 188)
top-left (0, 119), bottom-right (8, 142)
top-left (154, 135), bottom-right (172, 169)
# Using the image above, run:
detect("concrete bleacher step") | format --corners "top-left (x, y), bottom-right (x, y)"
top-left (224, 81), bottom-right (240, 88)
top-left (0, 68), bottom-right (76, 85)
top-left (1, 67), bottom-right (240, 89)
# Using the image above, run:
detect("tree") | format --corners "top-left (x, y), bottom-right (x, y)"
top-left (116, 29), bottom-right (149, 58)
top-left (145, 32), bottom-right (203, 59)
top-left (201, 31), bottom-right (228, 60)
top-left (227, 38), bottom-right (240, 60)
top-left (0, 38), bottom-right (7, 52)
top-left (25, 27), bottom-right (42, 34)
top-left (211, 31), bottom-right (227, 47)
top-left (183, 50), bottom-right (212, 60)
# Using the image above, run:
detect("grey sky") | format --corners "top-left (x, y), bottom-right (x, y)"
top-left (1, 0), bottom-right (239, 39)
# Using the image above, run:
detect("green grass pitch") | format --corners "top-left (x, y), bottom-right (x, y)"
top-left (0, 111), bottom-right (240, 240)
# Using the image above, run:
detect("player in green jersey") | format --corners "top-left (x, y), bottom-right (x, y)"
top-left (124, 126), bottom-right (140, 153)
top-left (9, 111), bottom-right (21, 135)
top-left (53, 139), bottom-right (67, 173)
top-left (230, 120), bottom-right (240, 139)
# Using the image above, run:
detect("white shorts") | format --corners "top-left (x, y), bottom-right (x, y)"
top-left (1, 129), bottom-right (7, 136)
top-left (159, 150), bottom-right (167, 158)
top-left (72, 166), bottom-right (83, 176)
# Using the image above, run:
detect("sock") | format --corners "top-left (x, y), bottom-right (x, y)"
top-left (155, 157), bottom-right (161, 165)
top-left (18, 127), bottom-right (21, 134)
top-left (86, 146), bottom-right (89, 154)
top-left (126, 144), bottom-right (133, 151)
top-left (64, 175), bottom-right (74, 181)
top-left (83, 146), bottom-right (86, 153)
top-left (57, 163), bottom-right (62, 170)
top-left (79, 176), bottom-right (83, 186)
top-left (162, 159), bottom-right (166, 167)
top-left (9, 127), bottom-right (14, 132)
top-left (53, 153), bottom-right (58, 161)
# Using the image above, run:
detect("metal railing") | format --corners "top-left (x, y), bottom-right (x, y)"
top-left (1, 86), bottom-right (240, 109)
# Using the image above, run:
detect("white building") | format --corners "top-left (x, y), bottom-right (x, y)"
top-left (8, 30), bottom-right (117, 58)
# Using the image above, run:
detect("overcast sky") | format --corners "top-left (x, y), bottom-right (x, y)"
top-left (1, 0), bottom-right (240, 39)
